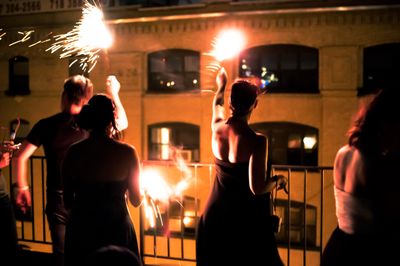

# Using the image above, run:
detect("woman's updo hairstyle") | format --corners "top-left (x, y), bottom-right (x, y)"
top-left (78, 94), bottom-right (117, 135)
top-left (230, 80), bottom-right (259, 117)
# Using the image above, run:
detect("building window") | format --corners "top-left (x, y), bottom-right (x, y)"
top-left (275, 199), bottom-right (317, 248)
top-left (239, 45), bottom-right (319, 93)
top-left (68, 57), bottom-right (89, 77)
top-left (250, 122), bottom-right (318, 166)
top-left (7, 56), bottom-right (30, 96)
top-left (148, 49), bottom-right (200, 93)
top-left (361, 43), bottom-right (400, 96)
top-left (148, 122), bottom-right (200, 162)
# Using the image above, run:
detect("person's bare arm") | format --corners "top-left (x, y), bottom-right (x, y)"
top-left (13, 141), bottom-right (37, 209)
top-left (211, 67), bottom-right (227, 132)
top-left (127, 146), bottom-right (142, 207)
top-left (0, 152), bottom-right (10, 169)
top-left (106, 75), bottom-right (128, 131)
top-left (249, 135), bottom-right (286, 195)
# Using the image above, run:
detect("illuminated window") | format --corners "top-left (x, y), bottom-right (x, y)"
top-left (148, 49), bottom-right (200, 93)
top-left (239, 45), bottom-right (319, 93)
top-left (7, 56), bottom-right (30, 96)
top-left (361, 43), bottom-right (400, 96)
top-left (251, 122), bottom-right (318, 166)
top-left (148, 122), bottom-right (200, 162)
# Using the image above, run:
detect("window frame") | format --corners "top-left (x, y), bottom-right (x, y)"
top-left (250, 122), bottom-right (319, 166)
top-left (361, 43), bottom-right (400, 96)
top-left (239, 44), bottom-right (319, 94)
top-left (7, 56), bottom-right (30, 96)
top-left (148, 122), bottom-right (200, 162)
top-left (148, 49), bottom-right (200, 94)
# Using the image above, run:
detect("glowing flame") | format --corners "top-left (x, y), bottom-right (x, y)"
top-left (0, 29), bottom-right (6, 40)
top-left (210, 29), bottom-right (246, 62)
top-left (46, 0), bottom-right (112, 73)
top-left (9, 30), bottom-right (35, 46)
top-left (140, 147), bottom-right (193, 228)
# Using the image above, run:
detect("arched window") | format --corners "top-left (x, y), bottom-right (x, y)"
top-left (250, 122), bottom-right (318, 166)
top-left (239, 45), bottom-right (319, 93)
top-left (7, 56), bottom-right (30, 96)
top-left (148, 49), bottom-right (200, 93)
top-left (362, 43), bottom-right (400, 96)
top-left (148, 122), bottom-right (200, 162)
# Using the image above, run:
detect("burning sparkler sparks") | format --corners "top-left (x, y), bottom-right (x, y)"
top-left (46, 0), bottom-right (112, 73)
top-left (208, 29), bottom-right (246, 63)
top-left (0, 29), bottom-right (6, 40)
top-left (140, 147), bottom-right (192, 228)
top-left (9, 30), bottom-right (35, 46)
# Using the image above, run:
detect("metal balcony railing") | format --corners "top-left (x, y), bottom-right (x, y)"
top-left (6, 156), bottom-right (333, 266)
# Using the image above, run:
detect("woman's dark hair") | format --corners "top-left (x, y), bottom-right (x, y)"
top-left (230, 80), bottom-right (259, 117)
top-left (84, 245), bottom-right (142, 266)
top-left (78, 94), bottom-right (120, 137)
top-left (348, 88), bottom-right (399, 154)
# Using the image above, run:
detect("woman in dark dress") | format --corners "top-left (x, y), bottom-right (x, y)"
top-left (196, 67), bottom-right (286, 266)
top-left (321, 88), bottom-right (400, 266)
top-left (62, 94), bottom-right (142, 266)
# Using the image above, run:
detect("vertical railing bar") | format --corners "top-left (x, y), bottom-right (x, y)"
top-left (153, 220), bottom-right (157, 257)
top-left (41, 158), bottom-right (46, 242)
top-left (287, 168), bottom-right (291, 266)
top-left (166, 199), bottom-right (171, 258)
top-left (180, 196), bottom-right (184, 259)
top-left (303, 169), bottom-right (307, 266)
top-left (179, 168), bottom-right (184, 260)
top-left (29, 157), bottom-right (35, 241)
top-left (320, 169), bottom-right (325, 264)
top-left (139, 203), bottom-right (145, 263)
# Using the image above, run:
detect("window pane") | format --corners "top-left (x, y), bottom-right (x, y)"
top-left (150, 56), bottom-right (166, 72)
top-left (362, 43), bottom-right (400, 95)
top-left (281, 52), bottom-right (297, 70)
top-left (184, 55), bottom-right (199, 72)
top-left (250, 122), bottom-right (318, 166)
top-left (148, 123), bottom-right (200, 162)
top-left (301, 52), bottom-right (317, 70)
top-left (8, 56), bottom-right (30, 96)
top-left (239, 45), bottom-right (319, 93)
top-left (166, 55), bottom-right (183, 72)
top-left (259, 51), bottom-right (277, 69)
top-left (148, 50), bottom-right (200, 93)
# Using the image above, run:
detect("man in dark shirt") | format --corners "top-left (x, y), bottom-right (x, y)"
top-left (14, 75), bottom-right (127, 266)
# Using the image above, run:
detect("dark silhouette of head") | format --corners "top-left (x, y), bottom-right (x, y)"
top-left (62, 75), bottom-right (93, 110)
top-left (78, 94), bottom-right (118, 136)
top-left (230, 80), bottom-right (259, 117)
top-left (84, 245), bottom-right (142, 266)
top-left (348, 88), bottom-right (400, 156)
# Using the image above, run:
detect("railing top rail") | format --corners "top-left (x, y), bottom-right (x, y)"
top-left (272, 164), bottom-right (333, 170)
top-left (29, 157), bottom-right (333, 170)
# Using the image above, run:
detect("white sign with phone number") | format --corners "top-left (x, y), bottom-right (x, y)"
top-left (0, 0), bottom-right (115, 16)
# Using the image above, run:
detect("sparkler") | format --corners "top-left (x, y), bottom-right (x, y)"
top-left (1, 118), bottom-right (22, 155)
top-left (140, 147), bottom-right (191, 229)
top-left (205, 29), bottom-right (246, 73)
top-left (9, 30), bottom-right (35, 46)
top-left (46, 0), bottom-right (112, 73)
top-left (0, 29), bottom-right (6, 40)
